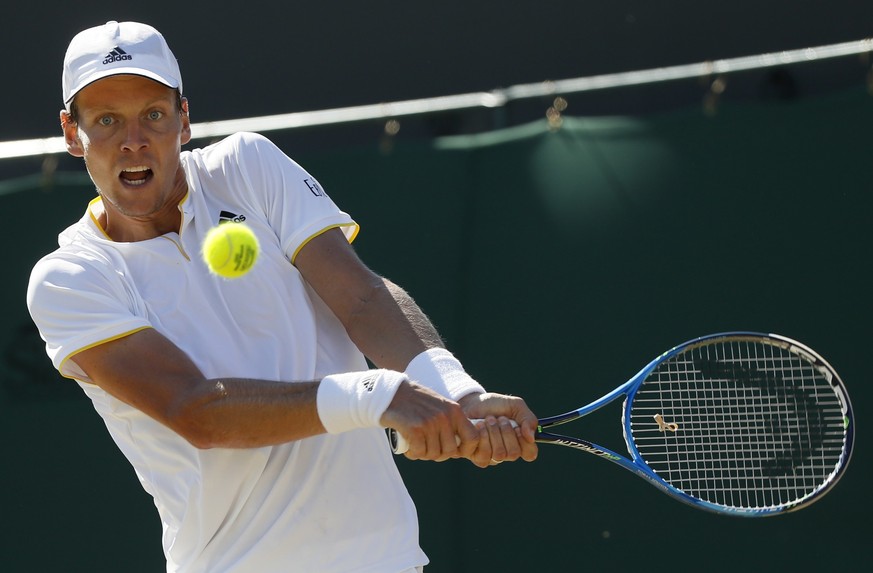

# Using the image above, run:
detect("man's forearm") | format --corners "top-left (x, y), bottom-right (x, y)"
top-left (343, 277), bottom-right (444, 371)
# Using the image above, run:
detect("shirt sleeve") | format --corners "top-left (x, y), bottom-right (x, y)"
top-left (26, 252), bottom-right (151, 382)
top-left (231, 133), bottom-right (359, 263)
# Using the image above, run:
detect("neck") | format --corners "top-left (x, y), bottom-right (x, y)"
top-left (94, 199), bottom-right (185, 242)
top-left (95, 166), bottom-right (189, 242)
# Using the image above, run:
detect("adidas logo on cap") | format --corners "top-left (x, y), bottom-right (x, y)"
top-left (102, 46), bottom-right (132, 64)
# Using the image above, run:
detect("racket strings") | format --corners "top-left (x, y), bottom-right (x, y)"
top-left (628, 339), bottom-right (848, 511)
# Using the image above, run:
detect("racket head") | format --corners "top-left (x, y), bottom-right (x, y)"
top-left (622, 332), bottom-right (854, 516)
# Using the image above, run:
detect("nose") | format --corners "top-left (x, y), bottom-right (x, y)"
top-left (121, 120), bottom-right (149, 152)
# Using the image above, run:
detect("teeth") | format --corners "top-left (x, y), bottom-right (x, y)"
top-left (120, 165), bottom-right (151, 186)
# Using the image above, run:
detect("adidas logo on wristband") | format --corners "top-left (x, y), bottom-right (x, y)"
top-left (317, 370), bottom-right (406, 434)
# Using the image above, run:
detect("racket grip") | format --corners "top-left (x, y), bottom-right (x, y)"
top-left (389, 418), bottom-right (518, 454)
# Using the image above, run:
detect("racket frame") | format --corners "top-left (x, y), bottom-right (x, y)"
top-left (535, 331), bottom-right (855, 516)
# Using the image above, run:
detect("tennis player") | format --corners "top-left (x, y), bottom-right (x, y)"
top-left (27, 21), bottom-right (537, 573)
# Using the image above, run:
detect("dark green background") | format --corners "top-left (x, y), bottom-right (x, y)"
top-left (2, 87), bottom-right (869, 571)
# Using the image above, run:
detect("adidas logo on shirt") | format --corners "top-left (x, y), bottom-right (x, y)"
top-left (218, 210), bottom-right (247, 224)
top-left (103, 47), bottom-right (132, 64)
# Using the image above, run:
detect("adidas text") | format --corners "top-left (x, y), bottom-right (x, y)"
top-left (103, 53), bottom-right (132, 63)
top-left (103, 47), bottom-right (132, 64)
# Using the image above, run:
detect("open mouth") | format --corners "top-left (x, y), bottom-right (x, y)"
top-left (120, 166), bottom-right (154, 186)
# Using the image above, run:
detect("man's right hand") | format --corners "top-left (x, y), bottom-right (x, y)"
top-left (380, 380), bottom-right (479, 462)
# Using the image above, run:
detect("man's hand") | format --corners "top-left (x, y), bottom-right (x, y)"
top-left (457, 392), bottom-right (539, 468)
top-left (380, 380), bottom-right (479, 462)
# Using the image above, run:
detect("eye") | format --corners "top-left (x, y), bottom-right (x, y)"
top-left (147, 110), bottom-right (164, 121)
top-left (99, 116), bottom-right (114, 126)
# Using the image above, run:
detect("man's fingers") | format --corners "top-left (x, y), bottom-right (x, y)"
top-left (470, 420), bottom-right (492, 468)
top-left (484, 417), bottom-right (508, 461)
top-left (398, 414), bottom-right (479, 461)
top-left (454, 417), bottom-right (479, 457)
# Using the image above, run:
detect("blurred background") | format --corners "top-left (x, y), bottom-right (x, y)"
top-left (1, 1), bottom-right (871, 571)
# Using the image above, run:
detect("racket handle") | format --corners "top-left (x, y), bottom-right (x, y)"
top-left (389, 418), bottom-right (518, 454)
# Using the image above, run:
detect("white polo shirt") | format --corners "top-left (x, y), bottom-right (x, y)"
top-left (27, 132), bottom-right (428, 573)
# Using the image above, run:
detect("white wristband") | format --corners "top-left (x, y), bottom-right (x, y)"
top-left (405, 348), bottom-right (485, 401)
top-left (317, 370), bottom-right (406, 434)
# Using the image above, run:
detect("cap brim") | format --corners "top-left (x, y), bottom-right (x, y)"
top-left (65, 68), bottom-right (181, 107)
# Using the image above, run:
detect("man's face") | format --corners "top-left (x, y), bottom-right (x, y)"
top-left (62, 75), bottom-right (191, 222)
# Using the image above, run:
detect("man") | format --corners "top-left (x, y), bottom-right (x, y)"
top-left (26, 20), bottom-right (537, 573)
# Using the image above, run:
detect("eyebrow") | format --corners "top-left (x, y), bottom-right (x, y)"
top-left (82, 95), bottom-right (176, 116)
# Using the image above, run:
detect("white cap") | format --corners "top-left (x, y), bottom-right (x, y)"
top-left (62, 21), bottom-right (183, 110)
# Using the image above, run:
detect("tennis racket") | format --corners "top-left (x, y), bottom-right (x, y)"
top-left (390, 332), bottom-right (854, 516)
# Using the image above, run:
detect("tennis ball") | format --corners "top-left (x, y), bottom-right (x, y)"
top-left (202, 223), bottom-right (260, 278)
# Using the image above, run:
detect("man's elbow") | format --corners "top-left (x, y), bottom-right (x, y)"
top-left (163, 380), bottom-right (230, 449)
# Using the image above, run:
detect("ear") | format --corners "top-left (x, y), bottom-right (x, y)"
top-left (60, 110), bottom-right (84, 157)
top-left (180, 97), bottom-right (192, 145)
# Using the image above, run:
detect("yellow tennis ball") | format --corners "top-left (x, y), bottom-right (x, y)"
top-left (202, 223), bottom-right (260, 278)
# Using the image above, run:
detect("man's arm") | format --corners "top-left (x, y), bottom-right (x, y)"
top-left (70, 323), bottom-right (478, 461)
top-left (70, 327), bottom-right (325, 448)
top-left (292, 229), bottom-right (437, 372)
top-left (294, 228), bottom-right (538, 465)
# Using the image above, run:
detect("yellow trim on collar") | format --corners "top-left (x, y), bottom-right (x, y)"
top-left (87, 192), bottom-right (191, 241)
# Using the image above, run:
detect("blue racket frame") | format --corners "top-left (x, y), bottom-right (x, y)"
top-left (534, 331), bottom-right (855, 516)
